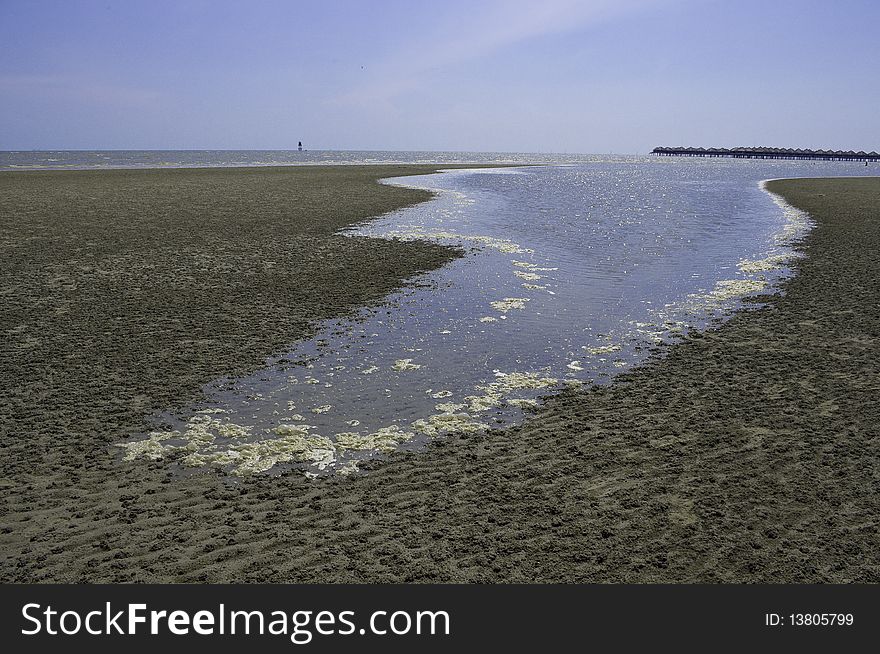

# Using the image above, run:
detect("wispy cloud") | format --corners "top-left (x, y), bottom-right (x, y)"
top-left (332, 0), bottom-right (672, 110)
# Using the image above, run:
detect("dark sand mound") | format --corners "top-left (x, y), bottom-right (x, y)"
top-left (2, 172), bottom-right (877, 582)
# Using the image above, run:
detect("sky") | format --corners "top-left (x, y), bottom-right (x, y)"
top-left (1, 0), bottom-right (878, 153)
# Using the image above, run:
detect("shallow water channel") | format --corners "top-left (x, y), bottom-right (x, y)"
top-left (119, 158), bottom-right (864, 477)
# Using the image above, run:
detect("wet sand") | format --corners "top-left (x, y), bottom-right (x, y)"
top-left (2, 171), bottom-right (878, 582)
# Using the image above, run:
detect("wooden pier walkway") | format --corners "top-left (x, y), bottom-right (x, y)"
top-left (652, 146), bottom-right (879, 162)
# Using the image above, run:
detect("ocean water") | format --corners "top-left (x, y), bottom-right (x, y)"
top-left (0, 149), bottom-right (611, 170)
top-left (23, 152), bottom-right (867, 477)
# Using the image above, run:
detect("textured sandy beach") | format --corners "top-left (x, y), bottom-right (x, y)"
top-left (1, 170), bottom-right (877, 582)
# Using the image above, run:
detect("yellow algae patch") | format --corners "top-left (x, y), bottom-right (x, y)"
top-left (512, 260), bottom-right (557, 271)
top-left (567, 361), bottom-right (584, 371)
top-left (738, 254), bottom-right (791, 273)
top-left (345, 419), bottom-right (361, 427)
top-left (412, 413), bottom-right (487, 437)
top-left (761, 184), bottom-right (813, 246)
top-left (707, 278), bottom-right (767, 301)
top-left (584, 344), bottom-right (621, 355)
top-left (117, 431), bottom-right (176, 461)
top-left (177, 415), bottom-right (253, 450)
top-left (514, 271), bottom-right (543, 281)
top-left (215, 422), bottom-right (252, 439)
top-left (334, 425), bottom-right (414, 454)
top-left (288, 414), bottom-right (306, 422)
top-left (490, 297), bottom-right (529, 312)
top-left (392, 358), bottom-right (421, 371)
top-left (311, 404), bottom-right (332, 414)
top-left (521, 283), bottom-right (547, 290)
top-left (337, 460), bottom-right (360, 476)
top-left (495, 242), bottom-right (529, 254)
top-left (479, 316), bottom-right (498, 323)
top-left (231, 433), bottom-right (337, 475)
top-left (431, 390), bottom-right (453, 399)
top-left (180, 429), bottom-right (337, 476)
top-left (273, 424), bottom-right (312, 437)
top-left (489, 371), bottom-right (558, 392)
top-left (179, 427), bottom-right (215, 450)
top-left (466, 394), bottom-right (500, 412)
top-left (361, 365), bottom-right (380, 374)
top-left (466, 371), bottom-right (558, 412)
top-left (332, 432), bottom-right (361, 447)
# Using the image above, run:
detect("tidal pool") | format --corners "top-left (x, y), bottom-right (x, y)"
top-left (118, 158), bottom-right (857, 477)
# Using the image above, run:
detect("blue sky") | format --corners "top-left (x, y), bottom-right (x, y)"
top-left (1, 0), bottom-right (878, 153)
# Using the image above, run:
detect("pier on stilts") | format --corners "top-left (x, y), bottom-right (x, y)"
top-left (651, 146), bottom-right (880, 162)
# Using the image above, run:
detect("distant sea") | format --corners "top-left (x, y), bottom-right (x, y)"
top-left (0, 149), bottom-right (616, 170)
